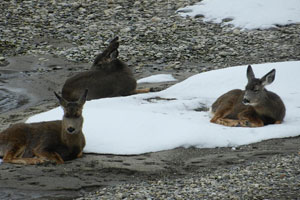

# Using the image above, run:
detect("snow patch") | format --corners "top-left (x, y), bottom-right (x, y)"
top-left (27, 61), bottom-right (300, 155)
top-left (178, 0), bottom-right (300, 30)
top-left (137, 74), bottom-right (177, 84)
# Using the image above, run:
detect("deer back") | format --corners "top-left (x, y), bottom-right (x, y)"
top-left (62, 37), bottom-right (137, 101)
top-left (62, 64), bottom-right (136, 101)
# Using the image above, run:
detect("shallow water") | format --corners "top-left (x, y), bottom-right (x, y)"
top-left (0, 88), bottom-right (29, 113)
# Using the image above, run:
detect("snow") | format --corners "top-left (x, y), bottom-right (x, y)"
top-left (177, 0), bottom-right (300, 30)
top-left (137, 74), bottom-right (176, 84)
top-left (27, 61), bottom-right (300, 155)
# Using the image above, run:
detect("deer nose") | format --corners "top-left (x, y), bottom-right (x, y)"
top-left (242, 98), bottom-right (250, 105)
top-left (67, 127), bottom-right (75, 133)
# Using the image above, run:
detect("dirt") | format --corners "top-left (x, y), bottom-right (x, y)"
top-left (0, 55), bottom-right (299, 200)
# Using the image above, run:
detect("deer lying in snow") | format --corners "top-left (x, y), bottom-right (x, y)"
top-left (210, 65), bottom-right (286, 127)
top-left (0, 90), bottom-right (88, 164)
top-left (62, 37), bottom-right (150, 101)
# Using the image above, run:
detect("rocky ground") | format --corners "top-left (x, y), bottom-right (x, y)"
top-left (0, 0), bottom-right (299, 199)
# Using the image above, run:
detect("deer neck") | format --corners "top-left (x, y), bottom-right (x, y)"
top-left (252, 96), bottom-right (275, 117)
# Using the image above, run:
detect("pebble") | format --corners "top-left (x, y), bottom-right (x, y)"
top-left (1, 0), bottom-right (300, 199)
top-left (77, 154), bottom-right (300, 199)
top-left (1, 0), bottom-right (299, 75)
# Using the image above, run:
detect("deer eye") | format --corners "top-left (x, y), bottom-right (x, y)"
top-left (65, 114), bottom-right (81, 118)
top-left (70, 115), bottom-right (81, 119)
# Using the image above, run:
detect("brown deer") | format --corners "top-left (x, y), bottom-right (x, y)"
top-left (210, 65), bottom-right (286, 127)
top-left (0, 90), bottom-right (88, 164)
top-left (62, 37), bottom-right (150, 101)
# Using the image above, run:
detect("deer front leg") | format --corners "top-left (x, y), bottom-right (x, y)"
top-left (210, 106), bottom-right (233, 123)
top-left (33, 149), bottom-right (64, 164)
top-left (3, 144), bottom-right (49, 164)
top-left (77, 151), bottom-right (83, 158)
top-left (237, 110), bottom-right (264, 127)
top-left (215, 118), bottom-right (259, 127)
top-left (6, 157), bottom-right (50, 165)
top-left (134, 88), bottom-right (151, 94)
top-left (212, 108), bottom-right (264, 127)
top-left (3, 143), bottom-right (26, 164)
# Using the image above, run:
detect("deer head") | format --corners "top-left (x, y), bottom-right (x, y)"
top-left (54, 89), bottom-right (88, 135)
top-left (242, 65), bottom-right (276, 106)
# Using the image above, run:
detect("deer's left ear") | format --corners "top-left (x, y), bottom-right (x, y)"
top-left (54, 92), bottom-right (68, 107)
top-left (261, 69), bottom-right (276, 86)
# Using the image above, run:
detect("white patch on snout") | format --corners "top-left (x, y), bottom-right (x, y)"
top-left (242, 101), bottom-right (258, 106)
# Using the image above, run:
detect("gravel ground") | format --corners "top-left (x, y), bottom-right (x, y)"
top-left (78, 153), bottom-right (300, 200)
top-left (1, 0), bottom-right (300, 73)
top-left (1, 0), bottom-right (300, 199)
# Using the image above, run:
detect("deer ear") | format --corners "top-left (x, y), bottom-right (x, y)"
top-left (110, 49), bottom-right (119, 59)
top-left (54, 92), bottom-right (68, 107)
top-left (110, 36), bottom-right (119, 44)
top-left (246, 65), bottom-right (255, 81)
top-left (78, 89), bottom-right (88, 105)
top-left (261, 69), bottom-right (275, 86)
top-left (92, 37), bottom-right (119, 66)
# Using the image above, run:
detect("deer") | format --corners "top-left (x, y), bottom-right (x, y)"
top-left (210, 65), bottom-right (286, 127)
top-left (0, 89), bottom-right (88, 164)
top-left (62, 36), bottom-right (150, 101)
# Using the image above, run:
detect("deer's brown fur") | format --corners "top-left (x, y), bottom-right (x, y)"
top-left (62, 37), bottom-right (149, 101)
top-left (0, 90), bottom-right (88, 164)
top-left (210, 65), bottom-right (285, 127)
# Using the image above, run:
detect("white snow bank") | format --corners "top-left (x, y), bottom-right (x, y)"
top-left (27, 61), bottom-right (300, 155)
top-left (137, 74), bottom-right (177, 84)
top-left (177, 0), bottom-right (300, 30)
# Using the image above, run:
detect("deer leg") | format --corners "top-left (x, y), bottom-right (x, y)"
top-left (237, 110), bottom-right (264, 127)
top-left (134, 88), bottom-right (151, 94)
top-left (32, 149), bottom-right (64, 164)
top-left (77, 151), bottom-right (83, 158)
top-left (212, 107), bottom-right (264, 128)
top-left (214, 118), bottom-right (258, 127)
top-left (3, 144), bottom-right (26, 163)
top-left (210, 106), bottom-right (233, 123)
top-left (6, 157), bottom-right (50, 165)
top-left (3, 144), bottom-right (46, 164)
top-left (215, 117), bottom-right (264, 127)
top-left (239, 119), bottom-right (264, 127)
top-left (214, 118), bottom-right (242, 127)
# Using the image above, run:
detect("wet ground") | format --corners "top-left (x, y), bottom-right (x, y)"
top-left (0, 55), bottom-right (299, 199)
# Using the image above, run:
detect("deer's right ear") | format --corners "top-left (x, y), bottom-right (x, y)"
top-left (54, 92), bottom-right (67, 107)
top-left (246, 65), bottom-right (255, 81)
top-left (110, 36), bottom-right (119, 44)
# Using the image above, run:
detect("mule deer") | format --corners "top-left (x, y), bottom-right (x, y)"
top-left (210, 65), bottom-right (285, 127)
top-left (62, 37), bottom-right (150, 101)
top-left (0, 90), bottom-right (88, 164)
